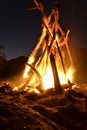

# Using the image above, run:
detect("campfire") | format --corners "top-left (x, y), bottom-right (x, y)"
top-left (14, 0), bottom-right (75, 93)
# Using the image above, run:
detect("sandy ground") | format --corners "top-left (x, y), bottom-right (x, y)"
top-left (0, 84), bottom-right (87, 130)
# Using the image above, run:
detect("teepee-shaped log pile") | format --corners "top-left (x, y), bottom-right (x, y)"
top-left (22, 0), bottom-right (74, 93)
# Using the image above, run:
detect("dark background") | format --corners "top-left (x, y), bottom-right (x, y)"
top-left (0, 0), bottom-right (87, 60)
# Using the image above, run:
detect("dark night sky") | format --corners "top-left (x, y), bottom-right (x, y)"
top-left (0, 0), bottom-right (87, 60)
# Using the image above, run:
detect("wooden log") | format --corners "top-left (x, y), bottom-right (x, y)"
top-left (19, 63), bottom-right (44, 92)
top-left (50, 53), bottom-right (62, 94)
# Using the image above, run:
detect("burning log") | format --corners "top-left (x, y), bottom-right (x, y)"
top-left (22, 0), bottom-right (75, 94)
top-left (50, 53), bottom-right (62, 93)
top-left (20, 63), bottom-right (43, 93)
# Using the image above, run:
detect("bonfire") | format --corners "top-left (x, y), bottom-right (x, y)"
top-left (0, 1), bottom-right (87, 130)
top-left (13, 0), bottom-right (75, 94)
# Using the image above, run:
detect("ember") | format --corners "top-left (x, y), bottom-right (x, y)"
top-left (15, 0), bottom-right (75, 93)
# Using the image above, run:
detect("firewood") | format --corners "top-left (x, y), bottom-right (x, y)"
top-left (50, 53), bottom-right (62, 93)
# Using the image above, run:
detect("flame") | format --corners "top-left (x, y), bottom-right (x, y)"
top-left (17, 3), bottom-right (76, 93)
top-left (66, 67), bottom-right (73, 83)
top-left (23, 56), bottom-right (74, 92)
top-left (59, 67), bottom-right (74, 85)
top-left (42, 66), bottom-right (54, 90)
top-left (23, 56), bottom-right (34, 78)
top-left (22, 30), bottom-right (74, 93)
top-left (22, 38), bottom-right (74, 93)
top-left (42, 66), bottom-right (74, 90)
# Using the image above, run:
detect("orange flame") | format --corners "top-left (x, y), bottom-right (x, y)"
top-left (23, 56), bottom-right (34, 78)
top-left (22, 55), bottom-right (74, 93)
top-left (19, 3), bottom-right (75, 93)
top-left (42, 66), bottom-right (54, 90)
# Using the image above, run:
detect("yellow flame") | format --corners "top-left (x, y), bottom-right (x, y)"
top-left (66, 67), bottom-right (73, 82)
top-left (13, 87), bottom-right (19, 91)
top-left (42, 66), bottom-right (54, 90)
top-left (42, 66), bottom-right (74, 90)
top-left (22, 14), bottom-right (74, 93)
top-left (28, 88), bottom-right (40, 93)
top-left (59, 67), bottom-right (74, 85)
top-left (23, 53), bottom-right (74, 92)
top-left (23, 56), bottom-right (34, 78)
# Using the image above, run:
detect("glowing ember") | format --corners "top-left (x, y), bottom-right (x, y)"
top-left (13, 87), bottom-right (19, 91)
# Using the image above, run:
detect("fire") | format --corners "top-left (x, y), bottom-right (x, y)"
top-left (23, 56), bottom-right (34, 78)
top-left (66, 67), bottom-right (73, 83)
top-left (14, 0), bottom-right (76, 93)
top-left (59, 67), bottom-right (74, 85)
top-left (42, 66), bottom-right (74, 90)
top-left (23, 56), bottom-right (74, 92)
top-left (42, 66), bottom-right (54, 90)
